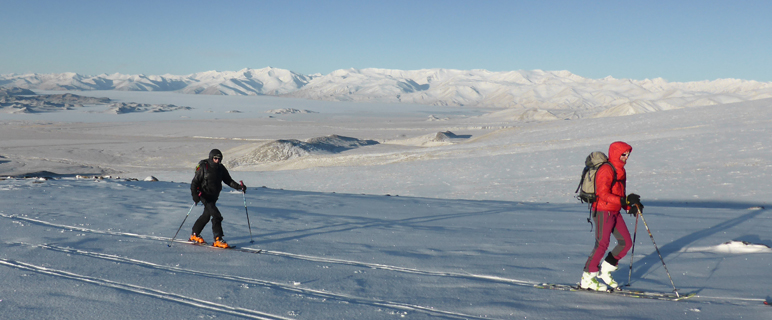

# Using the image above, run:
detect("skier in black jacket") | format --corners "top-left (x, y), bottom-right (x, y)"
top-left (189, 149), bottom-right (246, 248)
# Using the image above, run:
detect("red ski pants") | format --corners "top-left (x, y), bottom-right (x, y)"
top-left (584, 210), bottom-right (632, 273)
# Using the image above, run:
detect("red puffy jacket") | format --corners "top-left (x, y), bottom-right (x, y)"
top-left (592, 141), bottom-right (633, 212)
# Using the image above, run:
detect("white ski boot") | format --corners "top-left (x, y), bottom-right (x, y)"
top-left (580, 271), bottom-right (608, 291)
top-left (599, 260), bottom-right (619, 289)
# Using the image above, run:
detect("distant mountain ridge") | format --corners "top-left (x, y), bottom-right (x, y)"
top-left (0, 67), bottom-right (312, 96)
top-left (3, 67), bottom-right (772, 118)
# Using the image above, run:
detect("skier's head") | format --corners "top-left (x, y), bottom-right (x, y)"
top-left (608, 141), bottom-right (632, 166)
top-left (209, 149), bottom-right (223, 164)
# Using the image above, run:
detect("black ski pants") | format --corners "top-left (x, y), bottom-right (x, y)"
top-left (192, 198), bottom-right (224, 239)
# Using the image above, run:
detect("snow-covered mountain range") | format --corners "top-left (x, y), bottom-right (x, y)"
top-left (3, 67), bottom-right (772, 118)
top-left (0, 68), bottom-right (312, 96)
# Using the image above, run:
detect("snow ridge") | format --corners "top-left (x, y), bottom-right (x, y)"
top-left (3, 67), bottom-right (772, 118)
top-left (0, 67), bottom-right (312, 96)
top-left (226, 135), bottom-right (379, 166)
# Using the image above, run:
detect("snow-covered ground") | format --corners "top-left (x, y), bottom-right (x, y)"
top-left (1, 91), bottom-right (770, 319)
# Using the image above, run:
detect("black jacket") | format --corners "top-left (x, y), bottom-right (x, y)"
top-left (191, 150), bottom-right (240, 201)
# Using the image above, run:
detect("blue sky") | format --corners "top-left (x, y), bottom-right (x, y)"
top-left (2, 0), bottom-right (771, 82)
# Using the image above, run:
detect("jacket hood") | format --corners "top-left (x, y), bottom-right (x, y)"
top-left (608, 141), bottom-right (632, 168)
top-left (208, 149), bottom-right (223, 162)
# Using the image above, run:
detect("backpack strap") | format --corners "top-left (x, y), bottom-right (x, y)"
top-left (575, 167), bottom-right (590, 194)
top-left (602, 162), bottom-right (618, 191)
top-left (610, 163), bottom-right (619, 197)
top-left (196, 160), bottom-right (209, 176)
top-left (587, 208), bottom-right (594, 232)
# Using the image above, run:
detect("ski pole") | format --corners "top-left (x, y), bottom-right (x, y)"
top-left (168, 202), bottom-right (197, 247)
top-left (240, 181), bottom-right (254, 243)
top-left (625, 212), bottom-right (639, 286)
top-left (638, 205), bottom-right (680, 297)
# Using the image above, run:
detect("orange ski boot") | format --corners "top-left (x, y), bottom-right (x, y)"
top-left (213, 237), bottom-right (231, 249)
top-left (189, 233), bottom-right (206, 244)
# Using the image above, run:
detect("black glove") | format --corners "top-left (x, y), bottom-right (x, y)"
top-left (626, 193), bottom-right (642, 206)
top-left (192, 192), bottom-right (200, 204)
top-left (628, 204), bottom-right (641, 216)
top-left (239, 180), bottom-right (247, 193)
top-left (623, 193), bottom-right (643, 215)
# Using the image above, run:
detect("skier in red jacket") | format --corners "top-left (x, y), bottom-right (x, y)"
top-left (580, 141), bottom-right (643, 291)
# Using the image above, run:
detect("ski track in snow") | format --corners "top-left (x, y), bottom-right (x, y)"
top-left (0, 213), bottom-right (505, 320)
top-left (0, 258), bottom-right (291, 320)
top-left (4, 241), bottom-right (492, 320)
top-left (1, 212), bottom-right (764, 308)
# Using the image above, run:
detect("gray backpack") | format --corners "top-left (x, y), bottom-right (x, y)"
top-left (575, 151), bottom-right (617, 203)
top-left (575, 151), bottom-right (617, 229)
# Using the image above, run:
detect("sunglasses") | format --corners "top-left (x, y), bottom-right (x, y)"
top-left (621, 153), bottom-right (630, 157)
top-left (213, 157), bottom-right (222, 160)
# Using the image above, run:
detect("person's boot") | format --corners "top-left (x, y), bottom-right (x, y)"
top-left (599, 260), bottom-right (619, 289)
top-left (580, 271), bottom-right (608, 291)
top-left (213, 236), bottom-right (231, 248)
top-left (189, 233), bottom-right (206, 244)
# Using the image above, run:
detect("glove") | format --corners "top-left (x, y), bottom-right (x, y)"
top-left (192, 192), bottom-right (201, 204)
top-left (239, 181), bottom-right (247, 193)
top-left (626, 193), bottom-right (642, 207)
top-left (622, 193), bottom-right (643, 215)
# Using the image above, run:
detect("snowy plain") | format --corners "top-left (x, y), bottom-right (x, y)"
top-left (0, 88), bottom-right (771, 319)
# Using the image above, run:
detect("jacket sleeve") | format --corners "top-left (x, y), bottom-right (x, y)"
top-left (595, 164), bottom-right (624, 210)
top-left (221, 167), bottom-right (241, 190)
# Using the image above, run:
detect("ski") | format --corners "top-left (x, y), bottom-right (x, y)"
top-left (186, 241), bottom-right (262, 253)
top-left (535, 283), bottom-right (695, 301)
top-left (188, 241), bottom-right (237, 249)
top-left (230, 247), bottom-right (263, 254)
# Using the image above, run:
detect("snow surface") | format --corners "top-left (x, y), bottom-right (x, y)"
top-left (0, 90), bottom-right (771, 319)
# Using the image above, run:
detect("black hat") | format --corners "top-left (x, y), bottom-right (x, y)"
top-left (209, 149), bottom-right (223, 160)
